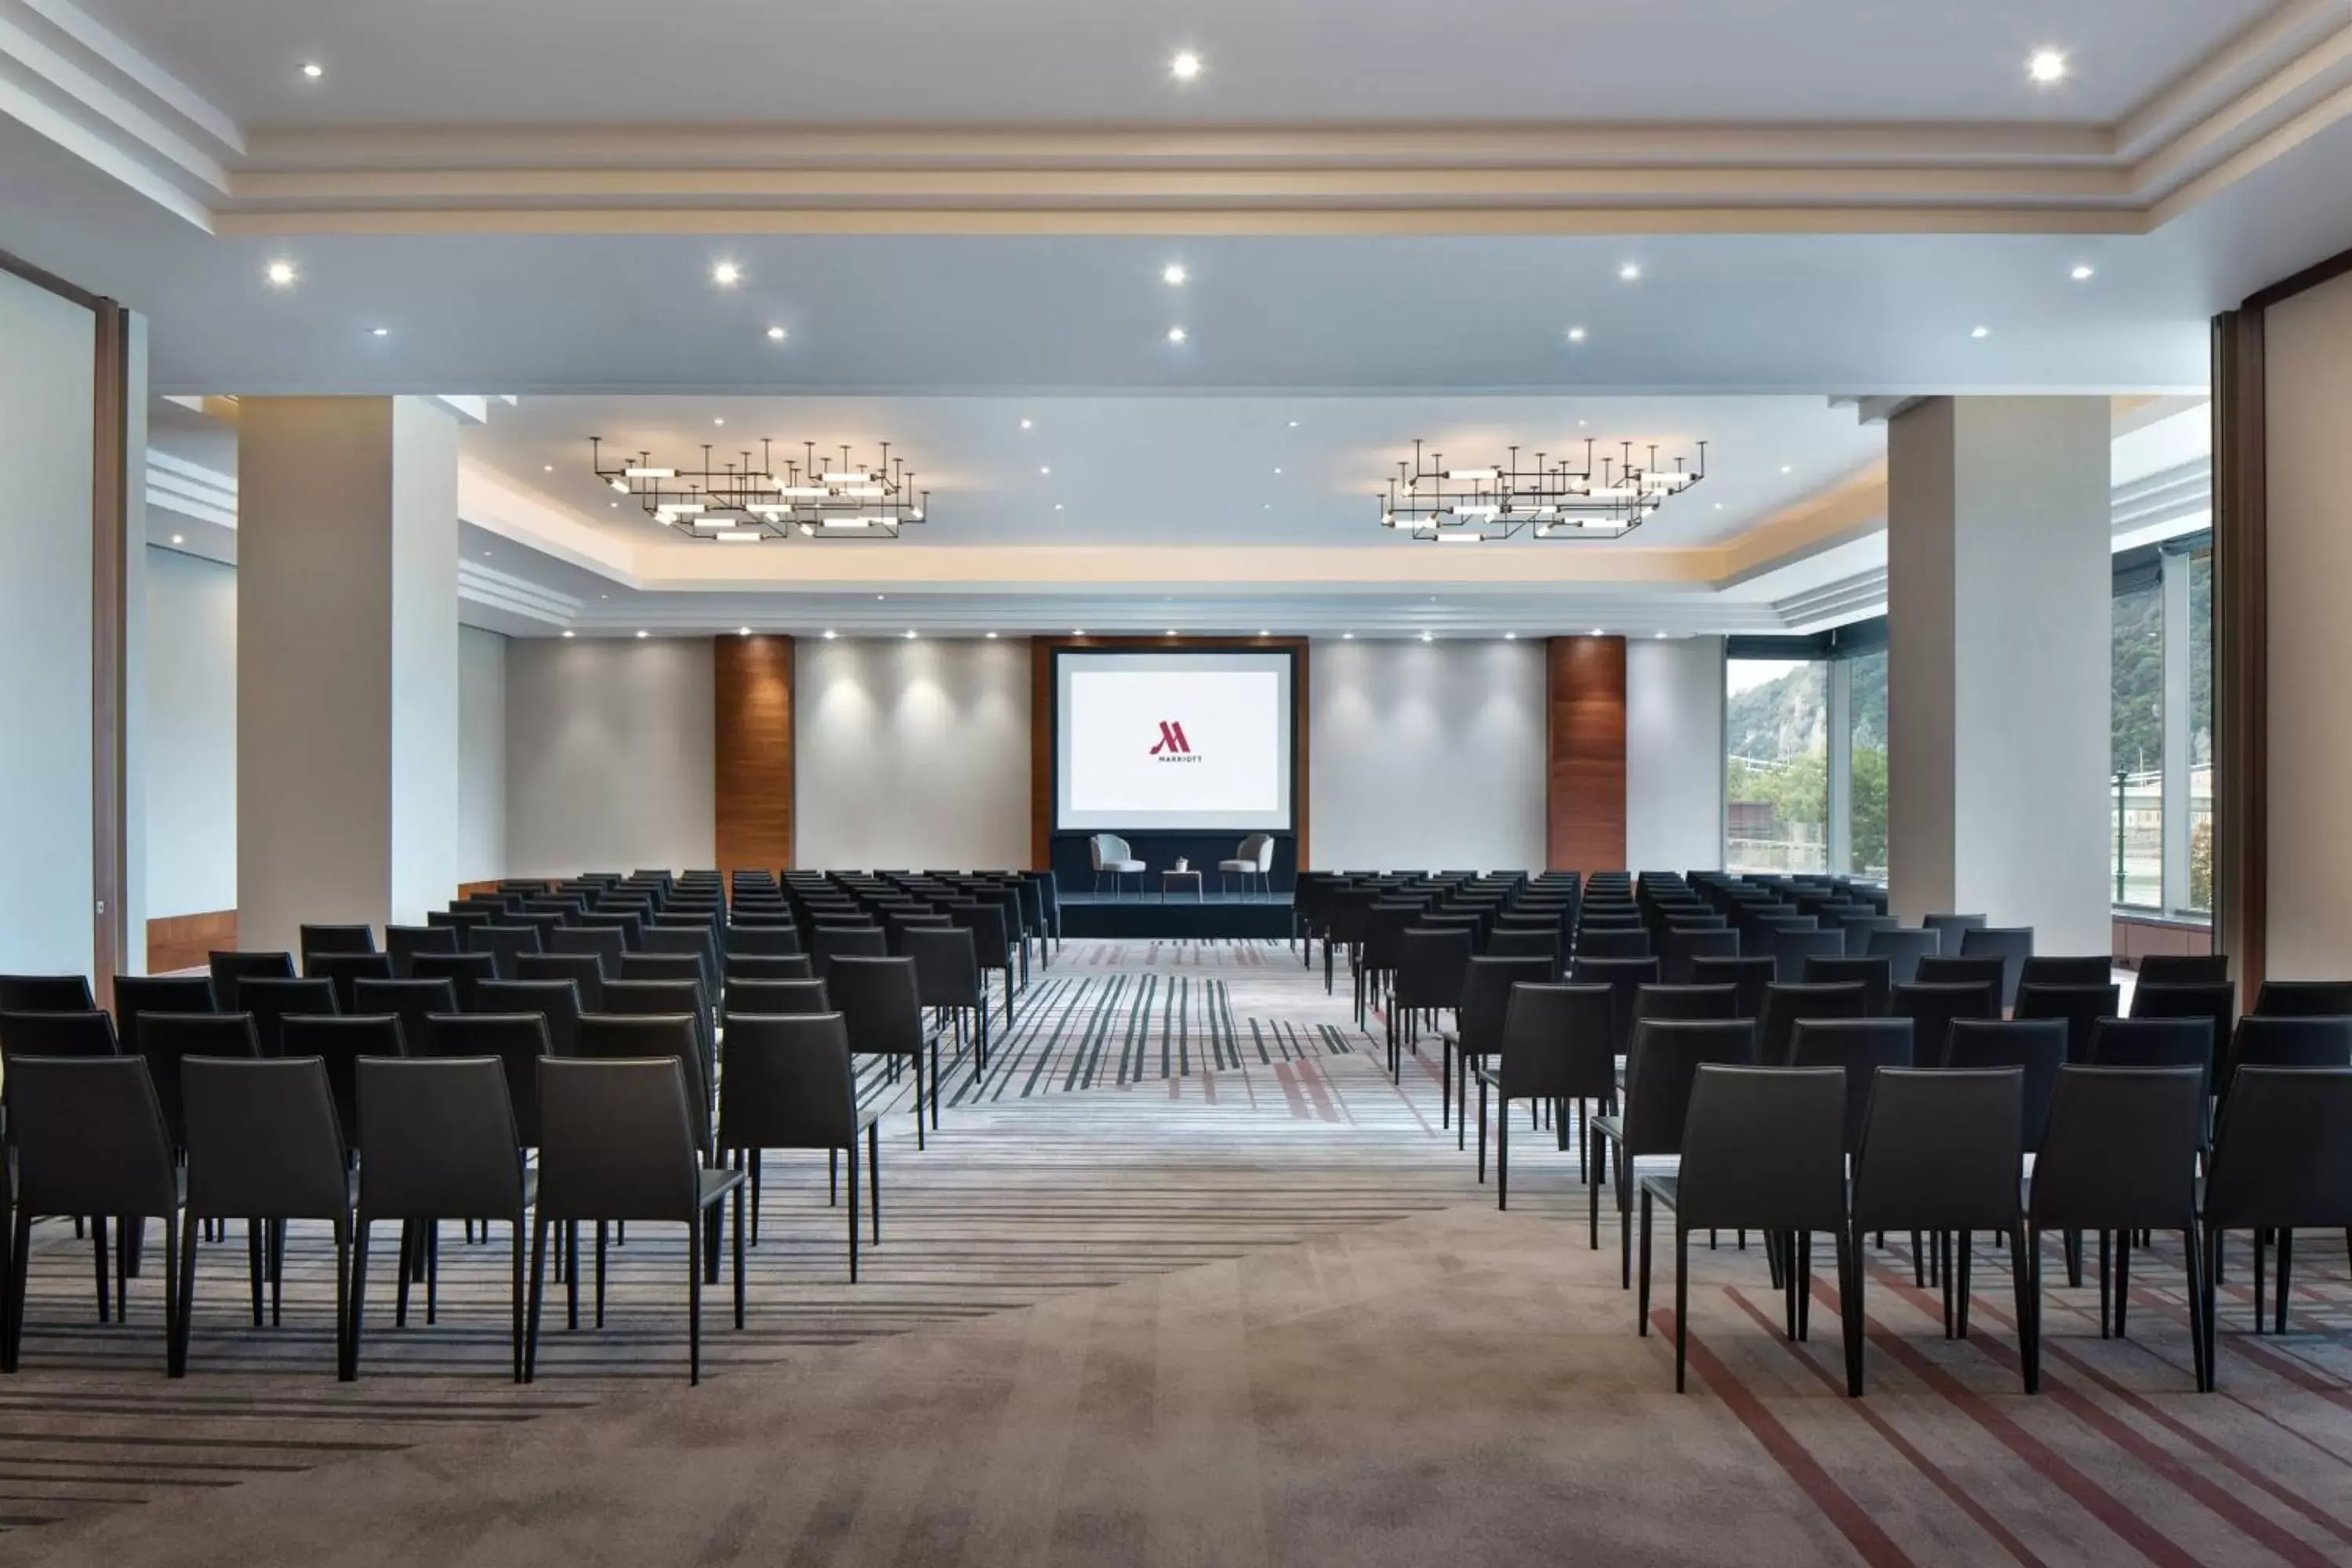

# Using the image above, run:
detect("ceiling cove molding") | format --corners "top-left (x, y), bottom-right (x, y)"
top-left (144, 449), bottom-right (234, 528)
top-left (459, 560), bottom-right (579, 626)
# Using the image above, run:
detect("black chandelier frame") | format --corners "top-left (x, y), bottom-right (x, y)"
top-left (590, 437), bottom-right (931, 543)
top-left (1377, 437), bottom-right (1706, 542)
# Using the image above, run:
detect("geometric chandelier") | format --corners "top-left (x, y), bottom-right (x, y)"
top-left (1377, 437), bottom-right (1705, 543)
top-left (590, 437), bottom-right (930, 543)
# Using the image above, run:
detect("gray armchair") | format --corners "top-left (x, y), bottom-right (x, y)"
top-left (1219, 833), bottom-right (1276, 895)
top-left (1089, 834), bottom-right (1145, 898)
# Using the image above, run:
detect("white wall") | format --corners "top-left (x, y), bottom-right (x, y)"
top-left (0, 268), bottom-right (96, 976)
top-left (1310, 639), bottom-right (1545, 872)
top-left (458, 626), bottom-right (507, 884)
top-left (1627, 635), bottom-right (1726, 874)
top-left (2265, 271), bottom-right (2352, 977)
top-left (144, 547), bottom-right (238, 918)
top-left (797, 637), bottom-right (1030, 869)
top-left (505, 637), bottom-right (715, 877)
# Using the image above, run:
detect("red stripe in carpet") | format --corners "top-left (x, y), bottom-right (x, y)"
top-left (1655, 1306), bottom-right (1915, 1568)
top-left (1271, 1061), bottom-right (1312, 1120)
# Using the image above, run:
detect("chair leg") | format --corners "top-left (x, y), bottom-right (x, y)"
top-left (868, 1122), bottom-right (882, 1244)
top-left (1475, 1076), bottom-right (1488, 1185)
top-left (732, 1191), bottom-right (746, 1332)
top-left (1836, 1224), bottom-right (1862, 1396)
top-left (1798, 1232), bottom-right (1814, 1342)
top-left (1618, 1146), bottom-right (1634, 1290)
top-left (333, 1224), bottom-right (353, 1381)
top-left (2020, 1225), bottom-right (2041, 1393)
top-left (1586, 1121), bottom-right (1603, 1250)
top-left (566, 1221), bottom-right (579, 1331)
top-left (92, 1214), bottom-right (109, 1324)
top-left (247, 1219), bottom-right (265, 1327)
top-left (1637, 1187), bottom-right (1653, 1335)
top-left (688, 1217), bottom-right (704, 1387)
top-left (594, 1221), bottom-right (608, 1329)
top-left (913, 1047), bottom-right (926, 1152)
top-left (931, 1033), bottom-right (941, 1131)
top-left (829, 1149), bottom-right (838, 1207)
top-left (348, 1219), bottom-right (370, 1378)
top-left (1497, 1094), bottom-right (1510, 1210)
top-left (1674, 1225), bottom-right (1690, 1392)
top-left (2183, 1223), bottom-right (2208, 1395)
top-left (5, 1207), bottom-right (31, 1373)
top-left (847, 1140), bottom-right (861, 1283)
top-left (2201, 1223), bottom-right (2222, 1392)
top-left (171, 1209), bottom-right (197, 1378)
top-left (524, 1218), bottom-right (547, 1383)
top-left (1955, 1231), bottom-right (1972, 1341)
top-left (2275, 1229), bottom-right (2293, 1336)
top-left (511, 1220), bottom-right (526, 1385)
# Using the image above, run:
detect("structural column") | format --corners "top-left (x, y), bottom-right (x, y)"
top-left (1886, 397), bottom-right (2111, 953)
top-left (237, 397), bottom-right (460, 953)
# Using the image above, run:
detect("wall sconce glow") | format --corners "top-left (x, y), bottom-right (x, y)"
top-left (738, 626), bottom-right (752, 636)
top-left (904, 630), bottom-right (918, 639)
top-left (562, 630), bottom-right (575, 638)
top-left (985, 631), bottom-right (1000, 639)
top-left (265, 260), bottom-right (297, 287)
top-left (170, 533), bottom-right (184, 545)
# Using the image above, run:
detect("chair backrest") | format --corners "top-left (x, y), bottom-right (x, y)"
top-left (2229, 1014), bottom-right (2352, 1076)
top-left (2014, 982), bottom-right (2121, 1064)
top-left (6, 1054), bottom-right (178, 1218)
top-left (350, 977), bottom-right (459, 1054)
top-left (548, 926), bottom-right (627, 970)
top-left (1798, 955), bottom-right (1893, 1015)
top-left (180, 1055), bottom-right (350, 1220)
top-left (826, 955), bottom-right (927, 1059)
top-left (1914, 955), bottom-right (2005, 996)
top-left (111, 975), bottom-right (217, 1058)
top-left (410, 951), bottom-right (498, 1008)
top-left (1686, 954), bottom-right (1775, 1020)
top-left (386, 923), bottom-right (460, 975)
top-left (133, 1012), bottom-right (259, 1145)
top-left (946, 904), bottom-right (1013, 967)
top-left (1941, 1018), bottom-right (2067, 1148)
top-left (724, 953), bottom-right (816, 989)
top-left (1863, 927), bottom-right (1943, 985)
top-left (641, 925), bottom-right (719, 993)
top-left (1788, 1017), bottom-right (1915, 1152)
top-left (1956, 926), bottom-right (2034, 1007)
top-left (534, 1057), bottom-right (702, 1224)
top-left (230, 976), bottom-right (339, 1056)
top-left (1850, 1068), bottom-right (2024, 1232)
top-left (723, 978), bottom-right (833, 1017)
top-left (1457, 956), bottom-right (1555, 1057)
top-left (474, 979), bottom-right (585, 1061)
top-left (1620, 1018), bottom-right (1757, 1157)
top-left (1834, 913), bottom-right (1900, 957)
top-left (717, 1011), bottom-right (858, 1152)
top-left (279, 1013), bottom-right (405, 1149)
top-left (725, 924), bottom-right (804, 958)
top-left (1675, 1065), bottom-right (1848, 1231)
top-left (811, 924), bottom-right (891, 978)
top-left (2252, 979), bottom-right (2352, 1017)
top-left (465, 924), bottom-right (544, 980)
top-left (1394, 927), bottom-right (1475, 1011)
top-left (2203, 1066), bottom-right (2352, 1229)
top-left (2089, 1015), bottom-right (2214, 1084)
top-left (355, 1055), bottom-right (526, 1221)
top-left (1247, 834), bottom-right (1276, 873)
top-left (2029, 1065), bottom-right (2205, 1229)
top-left (1482, 927), bottom-right (1561, 976)
top-left (2130, 982), bottom-right (2236, 1062)
top-left (1570, 955), bottom-right (1664, 1054)
top-left (1922, 913), bottom-right (1987, 955)
top-left (617, 952), bottom-right (709, 999)
top-left (1766, 927), bottom-right (1846, 984)
top-left (902, 925), bottom-right (982, 1008)
top-left (509, 953), bottom-right (601, 1012)
top-left (1659, 927), bottom-right (1739, 985)
top-left (2018, 956), bottom-right (2111, 989)
top-left (575, 1013), bottom-right (708, 1148)
top-left (304, 951), bottom-right (395, 1012)
top-left (299, 923), bottom-right (378, 957)
top-left (1756, 981), bottom-right (1870, 1066)
top-left (1889, 978), bottom-right (2000, 1065)
top-left (1576, 926), bottom-right (1653, 961)
top-left (2135, 953), bottom-right (2228, 986)
top-left (0, 1009), bottom-right (119, 1062)
top-left (423, 1012), bottom-right (551, 1146)
top-left (1631, 983), bottom-right (1740, 1029)
top-left (207, 950), bottom-right (295, 1011)
top-left (1090, 834), bottom-right (1131, 870)
top-left (1490, 983), bottom-right (1616, 1101)
top-left (0, 975), bottom-right (96, 1013)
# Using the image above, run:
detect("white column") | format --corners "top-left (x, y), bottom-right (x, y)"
top-left (1886, 397), bottom-right (2111, 953)
top-left (237, 397), bottom-right (460, 953)
top-left (119, 313), bottom-right (151, 971)
top-left (1624, 634), bottom-right (1726, 873)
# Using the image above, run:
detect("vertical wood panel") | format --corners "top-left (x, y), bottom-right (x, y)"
top-left (1030, 639), bottom-right (1053, 869)
top-left (90, 301), bottom-right (128, 1004)
top-left (714, 634), bottom-right (794, 874)
top-left (1546, 636), bottom-right (1628, 873)
top-left (2212, 307), bottom-right (2266, 1003)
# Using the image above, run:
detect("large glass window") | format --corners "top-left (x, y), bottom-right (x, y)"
top-left (2187, 547), bottom-right (2213, 913)
top-left (1726, 658), bottom-right (1829, 873)
top-left (1846, 649), bottom-right (1889, 881)
top-left (2111, 575), bottom-right (2164, 909)
top-left (2109, 538), bottom-right (2213, 919)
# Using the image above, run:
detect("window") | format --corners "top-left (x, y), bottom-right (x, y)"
top-left (1846, 649), bottom-right (1889, 881)
top-left (2109, 536), bottom-right (2213, 919)
top-left (2187, 547), bottom-right (2213, 913)
top-left (1726, 657), bottom-right (1829, 873)
top-left (2111, 575), bottom-right (2163, 909)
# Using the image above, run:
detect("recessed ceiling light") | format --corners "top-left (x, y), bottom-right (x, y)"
top-left (369, 326), bottom-right (389, 337)
top-left (738, 626), bottom-right (752, 636)
top-left (1167, 326), bottom-right (1188, 344)
top-left (766, 325), bottom-right (786, 341)
top-left (1971, 325), bottom-right (1991, 339)
top-left (636, 630), bottom-right (648, 639)
top-left (609, 501), bottom-right (619, 508)
top-left (1714, 502), bottom-right (1724, 510)
top-left (985, 631), bottom-right (1000, 639)
top-left (822, 629), bottom-right (838, 639)
top-left (2071, 263), bottom-right (2096, 281)
top-left (1073, 629), bottom-right (1085, 636)
top-left (1171, 50), bottom-right (1202, 81)
top-left (1259, 630), bottom-right (1271, 637)
top-left (1163, 263), bottom-right (1188, 285)
top-left (904, 629), bottom-right (918, 640)
top-left (713, 416), bottom-right (726, 426)
top-left (1341, 632), bottom-right (1354, 641)
top-left (1040, 465), bottom-right (1051, 475)
top-left (483, 550), bottom-right (492, 558)
top-left (562, 630), bottom-right (575, 639)
top-left (1655, 630), bottom-right (1669, 639)
top-left (299, 62), bottom-right (324, 80)
top-left (1273, 466), bottom-right (1282, 475)
top-left (1577, 419), bottom-right (1588, 427)
top-left (1020, 418), bottom-right (1033, 429)
top-left (1166, 629), bottom-right (1178, 637)
top-left (876, 594), bottom-right (885, 601)
top-left (1566, 326), bottom-right (1587, 343)
top-left (170, 532), bottom-right (184, 545)
top-left (1618, 263), bottom-right (1642, 281)
top-left (1780, 464), bottom-right (1793, 474)
top-left (264, 260), bottom-right (297, 287)
top-left (2027, 49), bottom-right (2067, 85)
top-left (543, 464), bottom-right (554, 472)
top-left (711, 261), bottom-right (742, 285)
top-left (601, 594), bottom-right (608, 600)
top-left (1504, 632), bottom-right (1516, 641)
top-left (1420, 630), bottom-right (1433, 642)
top-left (1287, 419), bottom-right (1300, 427)
top-left (1054, 503), bottom-right (1064, 510)
top-left (1591, 627), bottom-right (1603, 636)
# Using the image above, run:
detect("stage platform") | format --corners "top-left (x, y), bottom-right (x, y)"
top-left (1058, 889), bottom-right (1297, 941)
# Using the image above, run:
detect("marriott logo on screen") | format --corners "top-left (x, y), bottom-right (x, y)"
top-left (1149, 720), bottom-right (1202, 762)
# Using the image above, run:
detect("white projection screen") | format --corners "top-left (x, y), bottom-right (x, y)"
top-left (1054, 651), bottom-right (1295, 832)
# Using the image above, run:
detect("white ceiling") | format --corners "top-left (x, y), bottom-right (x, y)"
top-left (69, 0), bottom-right (2274, 129)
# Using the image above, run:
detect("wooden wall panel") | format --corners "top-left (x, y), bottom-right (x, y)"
top-left (147, 909), bottom-right (234, 975)
top-left (1545, 636), bottom-right (1628, 873)
top-left (714, 635), bottom-right (795, 874)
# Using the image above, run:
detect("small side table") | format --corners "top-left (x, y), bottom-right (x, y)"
top-left (1160, 869), bottom-right (1204, 902)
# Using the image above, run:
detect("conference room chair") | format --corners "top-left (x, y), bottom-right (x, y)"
top-left (385, 924), bottom-right (459, 978)
top-left (1323, 888), bottom-right (1382, 1022)
top-left (724, 955), bottom-right (817, 996)
top-left (2129, 980), bottom-right (2236, 1083)
top-left (475, 980), bottom-right (585, 1062)
top-left (1958, 927), bottom-right (2035, 1009)
top-left (2018, 956), bottom-right (2113, 989)
top-left (945, 904), bottom-right (1018, 1026)
top-left (1483, 927), bottom-right (1561, 980)
top-left (411, 952), bottom-right (498, 1010)
top-left (1088, 833), bottom-right (1145, 898)
top-left (1944, 1018), bottom-right (2069, 1160)
top-left (1638, 1065), bottom-right (1853, 1392)
top-left (1864, 927), bottom-right (1942, 986)
top-left (724, 924), bottom-right (803, 958)
top-left (1577, 927), bottom-right (1653, 962)
top-left (1631, 984), bottom-right (1741, 1037)
top-left (829, 956), bottom-right (942, 1149)
top-left (2136, 953), bottom-right (2229, 985)
top-left (526, 1057), bottom-right (745, 1386)
top-left (597, 982), bottom-right (715, 1123)
top-left (134, 1013), bottom-right (259, 1153)
top-left (111, 975), bottom-right (216, 1063)
top-left (278, 1014), bottom-right (405, 1155)
top-left (177, 1056), bottom-right (355, 1378)
top-left (1922, 913), bottom-right (1987, 956)
top-left (305, 952), bottom-right (394, 1014)
top-left (426, 909), bottom-right (492, 936)
top-left (810, 925), bottom-right (888, 982)
top-left (207, 951), bottom-right (295, 1011)
top-left (1472, 983), bottom-right (1616, 1205)
top-left (1389, 927), bottom-right (1472, 1082)
top-left (1588, 1018), bottom-right (1757, 1288)
top-left (1570, 955), bottom-right (1664, 1063)
top-left (2250, 978), bottom-right (2352, 1017)
top-left (1914, 954), bottom-right (2007, 1000)
top-left (617, 953), bottom-right (710, 1009)
top-left (0, 975), bottom-right (96, 1013)
top-left (299, 924), bottom-right (377, 959)
top-left (904, 926), bottom-right (989, 1075)
top-left (642, 926), bottom-right (719, 996)
top-left (1800, 955), bottom-right (1893, 1016)
top-left (0, 1008), bottom-right (120, 1060)
top-left (724, 979), bottom-right (833, 1021)
top-left (508, 953), bottom-right (601, 1014)
top-left (1015, 877), bottom-right (1054, 965)
top-left (1686, 955), bottom-right (1774, 1021)
top-left (1765, 927), bottom-right (1846, 985)
top-left (2, 1055), bottom-right (183, 1374)
top-left (1654, 927), bottom-right (1735, 986)
top-left (1847, 1069), bottom-right (2028, 1392)
top-left (718, 1012), bottom-right (880, 1276)
top-left (1358, 903), bottom-right (1418, 1018)
top-left (465, 925), bottom-right (544, 982)
top-left (2225, 1014), bottom-right (2352, 1086)
top-left (424, 1013), bottom-right (550, 1152)
top-left (1444, 956), bottom-right (1555, 1156)
top-left (236, 977), bottom-right (339, 1058)
top-left (1890, 980), bottom-right (2002, 1068)
top-left (570, 913), bottom-right (644, 952)
top-left (2089, 1017), bottom-right (2216, 1147)
top-left (350, 978), bottom-right (458, 1058)
top-left (1835, 913), bottom-right (1900, 957)
top-left (2198, 1067), bottom-right (2352, 1385)
top-left (1788, 1018), bottom-right (1915, 1156)
top-left (1755, 982), bottom-right (1870, 1066)
top-left (2014, 982), bottom-right (2121, 1064)
top-left (2024, 1065), bottom-right (2209, 1389)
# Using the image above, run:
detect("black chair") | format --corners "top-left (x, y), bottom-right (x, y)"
top-left (512, 953), bottom-right (604, 1012)
top-left (724, 925), bottom-right (804, 959)
top-left (1443, 956), bottom-right (1554, 1152)
top-left (724, 954), bottom-right (816, 990)
top-left (718, 1012), bottom-right (880, 1277)
top-left (1922, 913), bottom-right (1987, 956)
top-left (1392, 927), bottom-right (1475, 1080)
top-left (412, 952), bottom-right (499, 1010)
top-left (2014, 982), bottom-right (2120, 1064)
top-left (1864, 927), bottom-right (1943, 986)
top-left (111, 975), bottom-right (217, 1061)
top-left (721, 978), bottom-right (832, 1016)
top-left (1788, 1018), bottom-right (1915, 1155)
top-left (1800, 956), bottom-right (1893, 1017)
top-left (207, 951), bottom-right (295, 1011)
top-left (278, 1014), bottom-right (406, 1151)
top-left (350, 978), bottom-right (458, 1058)
top-left (1891, 980), bottom-right (2000, 1066)
top-left (1570, 955), bottom-right (1664, 1064)
top-left (2227, 1014), bottom-right (2352, 1079)
top-left (474, 980), bottom-right (584, 1062)
top-left (0, 975), bottom-right (96, 1013)
top-left (618, 953), bottom-right (709, 1002)
top-left (299, 924), bottom-right (377, 958)
top-left (176, 1056), bottom-right (354, 1377)
top-left (2026, 1065), bottom-right (2209, 1391)
top-left (466, 925), bottom-right (543, 982)
top-left (1834, 913), bottom-right (1899, 958)
top-left (1943, 1018), bottom-right (2068, 1151)
top-left (904, 926), bottom-right (989, 1075)
top-left (2, 1056), bottom-right (183, 1373)
top-left (2199, 1067), bottom-right (2352, 1385)
top-left (134, 1013), bottom-right (260, 1149)
top-left (1639, 1066), bottom-right (1853, 1392)
top-left (642, 925), bottom-right (718, 994)
top-left (0, 1009), bottom-right (118, 1059)
top-left (2136, 954), bottom-right (2227, 985)
top-left (2131, 982), bottom-right (2236, 1083)
top-left (1659, 927), bottom-right (1738, 985)
top-left (1577, 927), bottom-right (1652, 961)
top-left (350, 1056), bottom-right (530, 1380)
top-left (1755, 982), bottom-right (1869, 1066)
top-left (2019, 956), bottom-right (2111, 989)
top-left (1472, 984), bottom-right (1616, 1207)
top-left (2252, 979), bottom-right (2352, 1016)
top-left (1847, 1069), bottom-right (2028, 1391)
top-left (1765, 927), bottom-right (1846, 985)
top-left (386, 924), bottom-right (459, 977)
top-left (305, 952), bottom-right (395, 1014)
top-left (1686, 955), bottom-right (1776, 1022)
top-left (548, 926), bottom-right (627, 971)
top-left (810, 925), bottom-right (888, 982)
top-left (1588, 1018), bottom-right (1757, 1288)
top-left (527, 1058), bottom-right (745, 1385)
top-left (2089, 1015), bottom-right (2213, 1087)
top-left (828, 956), bottom-right (942, 1149)
top-left (1483, 927), bottom-right (1561, 978)
top-left (1958, 927), bottom-right (2034, 1009)
top-left (1914, 955), bottom-right (2006, 998)
top-left (424, 1014), bottom-right (551, 1149)
top-left (946, 904), bottom-right (1018, 1024)
top-left (236, 977), bottom-right (339, 1057)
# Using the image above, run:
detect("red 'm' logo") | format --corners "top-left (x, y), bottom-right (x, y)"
top-left (1149, 720), bottom-right (1191, 756)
